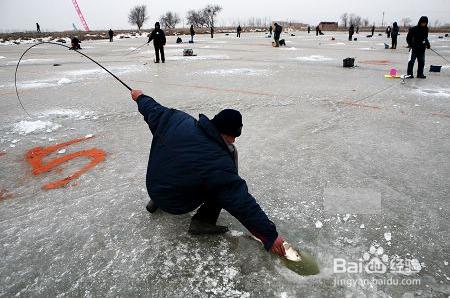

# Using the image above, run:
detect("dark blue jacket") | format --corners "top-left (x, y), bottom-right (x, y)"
top-left (136, 95), bottom-right (278, 250)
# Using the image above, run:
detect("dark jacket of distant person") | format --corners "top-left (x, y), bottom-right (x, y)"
top-left (148, 23), bottom-right (167, 46)
top-left (406, 16), bottom-right (430, 52)
top-left (391, 22), bottom-right (399, 38)
top-left (274, 23), bottom-right (283, 39)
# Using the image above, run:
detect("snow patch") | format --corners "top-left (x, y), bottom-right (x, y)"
top-left (384, 232), bottom-right (392, 241)
top-left (416, 88), bottom-right (450, 98)
top-left (13, 120), bottom-right (61, 135)
top-left (167, 55), bottom-right (230, 61)
top-left (315, 220), bottom-right (323, 228)
top-left (199, 68), bottom-right (268, 76)
top-left (295, 55), bottom-right (333, 62)
top-left (229, 230), bottom-right (244, 237)
top-left (57, 78), bottom-right (72, 85)
top-left (0, 56), bottom-right (5, 59)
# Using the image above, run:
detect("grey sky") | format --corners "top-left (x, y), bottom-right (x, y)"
top-left (1, 0), bottom-right (449, 32)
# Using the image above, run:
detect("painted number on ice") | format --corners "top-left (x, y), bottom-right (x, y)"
top-left (26, 135), bottom-right (106, 190)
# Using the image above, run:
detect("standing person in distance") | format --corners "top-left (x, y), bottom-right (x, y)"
top-left (406, 16), bottom-right (431, 79)
top-left (391, 22), bottom-right (399, 49)
top-left (349, 24), bottom-right (355, 41)
top-left (190, 25), bottom-right (195, 43)
top-left (237, 25), bottom-right (242, 38)
top-left (108, 29), bottom-right (114, 42)
top-left (386, 25), bottom-right (392, 38)
top-left (147, 22), bottom-right (166, 63)
top-left (273, 23), bottom-right (283, 47)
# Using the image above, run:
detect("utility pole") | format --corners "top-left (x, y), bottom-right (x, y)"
top-left (382, 11), bottom-right (385, 27)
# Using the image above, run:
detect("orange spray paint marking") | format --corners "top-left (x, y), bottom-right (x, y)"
top-left (359, 60), bottom-right (391, 65)
top-left (25, 136), bottom-right (106, 190)
top-left (431, 112), bottom-right (450, 118)
top-left (0, 152), bottom-right (6, 157)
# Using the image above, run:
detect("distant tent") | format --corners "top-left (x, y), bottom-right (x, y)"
top-left (72, 23), bottom-right (79, 31)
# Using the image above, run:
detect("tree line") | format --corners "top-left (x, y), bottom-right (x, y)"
top-left (128, 4), bottom-right (222, 31)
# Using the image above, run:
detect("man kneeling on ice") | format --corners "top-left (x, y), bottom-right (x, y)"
top-left (131, 90), bottom-right (286, 257)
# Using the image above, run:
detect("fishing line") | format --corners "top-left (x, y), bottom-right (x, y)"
top-left (430, 48), bottom-right (450, 64)
top-left (15, 41), bottom-right (133, 117)
top-left (123, 42), bottom-right (149, 56)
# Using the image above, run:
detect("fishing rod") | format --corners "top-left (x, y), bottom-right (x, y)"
top-left (429, 48), bottom-right (450, 64)
top-left (15, 41), bottom-right (133, 117)
top-left (124, 42), bottom-right (149, 56)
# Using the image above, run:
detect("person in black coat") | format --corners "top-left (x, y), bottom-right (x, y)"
top-left (269, 25), bottom-right (273, 36)
top-left (211, 27), bottom-right (214, 38)
top-left (273, 23), bottom-right (282, 47)
top-left (36, 23), bottom-right (41, 33)
top-left (371, 25), bottom-right (375, 37)
top-left (69, 36), bottom-right (81, 50)
top-left (130, 89), bottom-right (287, 256)
top-left (108, 29), bottom-right (114, 42)
top-left (190, 25), bottom-right (195, 43)
top-left (147, 22), bottom-right (166, 63)
top-left (356, 25), bottom-right (359, 34)
top-left (349, 24), bottom-right (355, 41)
top-left (406, 16), bottom-right (431, 79)
top-left (237, 25), bottom-right (242, 38)
top-left (307, 26), bottom-right (311, 34)
top-left (391, 22), bottom-right (399, 49)
top-left (386, 26), bottom-right (392, 38)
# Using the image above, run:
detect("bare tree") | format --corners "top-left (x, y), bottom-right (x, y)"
top-left (128, 5), bottom-right (148, 31)
top-left (186, 9), bottom-right (208, 27)
top-left (401, 17), bottom-right (412, 28)
top-left (349, 14), bottom-right (362, 26)
top-left (203, 4), bottom-right (222, 28)
top-left (341, 13), bottom-right (349, 27)
top-left (363, 18), bottom-right (370, 27)
top-left (160, 11), bottom-right (180, 29)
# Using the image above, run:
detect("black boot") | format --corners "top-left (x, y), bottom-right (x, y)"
top-left (146, 200), bottom-right (158, 213)
top-left (188, 219), bottom-right (228, 235)
top-left (417, 74), bottom-right (426, 79)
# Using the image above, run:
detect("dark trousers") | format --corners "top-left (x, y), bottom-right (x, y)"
top-left (192, 199), bottom-right (222, 225)
top-left (109, 37), bottom-right (113, 42)
top-left (349, 34), bottom-right (353, 41)
top-left (237, 32), bottom-right (241, 38)
top-left (391, 36), bottom-right (398, 49)
top-left (387, 33), bottom-right (391, 38)
top-left (154, 45), bottom-right (165, 62)
top-left (407, 49), bottom-right (425, 76)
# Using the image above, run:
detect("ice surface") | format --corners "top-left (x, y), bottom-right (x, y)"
top-left (0, 31), bottom-right (449, 298)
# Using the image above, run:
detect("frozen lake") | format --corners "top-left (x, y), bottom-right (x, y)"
top-left (0, 31), bottom-right (449, 297)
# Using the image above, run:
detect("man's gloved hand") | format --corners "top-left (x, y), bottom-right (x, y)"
top-left (131, 89), bottom-right (143, 101)
top-left (270, 236), bottom-right (286, 257)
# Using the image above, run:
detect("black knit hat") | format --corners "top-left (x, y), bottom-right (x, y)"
top-left (211, 109), bottom-right (243, 137)
top-left (418, 16), bottom-right (428, 25)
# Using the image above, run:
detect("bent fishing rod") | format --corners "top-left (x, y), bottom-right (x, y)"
top-left (15, 41), bottom-right (133, 117)
top-left (429, 48), bottom-right (450, 64)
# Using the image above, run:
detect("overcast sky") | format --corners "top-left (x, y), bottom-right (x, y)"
top-left (1, 0), bottom-right (449, 32)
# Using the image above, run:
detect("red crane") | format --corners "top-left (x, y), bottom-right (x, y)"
top-left (71, 0), bottom-right (90, 31)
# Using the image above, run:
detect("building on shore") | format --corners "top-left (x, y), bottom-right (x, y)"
top-left (273, 21), bottom-right (309, 30)
top-left (319, 22), bottom-right (338, 31)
